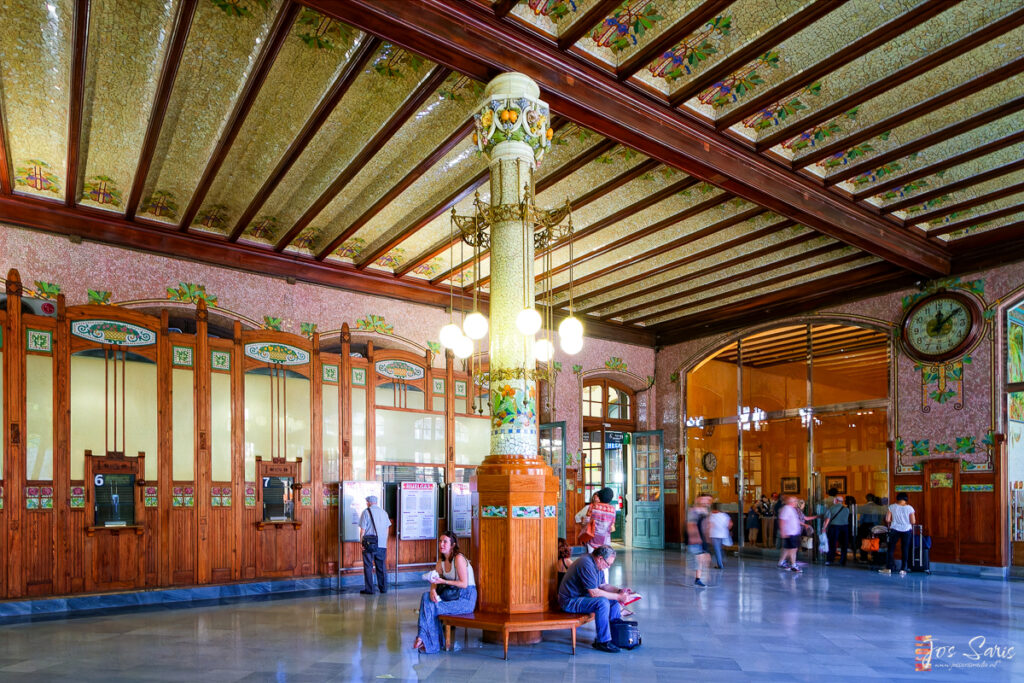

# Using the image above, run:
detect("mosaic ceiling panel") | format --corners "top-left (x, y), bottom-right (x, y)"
top-left (1, 0), bottom-right (1022, 339)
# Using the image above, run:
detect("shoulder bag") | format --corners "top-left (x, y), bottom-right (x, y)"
top-left (361, 508), bottom-right (380, 553)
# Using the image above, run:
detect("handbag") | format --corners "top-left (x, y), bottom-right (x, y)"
top-left (818, 531), bottom-right (829, 554)
top-left (361, 507), bottom-right (380, 553)
top-left (436, 584), bottom-right (461, 602)
top-left (861, 537), bottom-right (880, 552)
top-left (611, 620), bottom-right (641, 650)
top-left (801, 536), bottom-right (814, 550)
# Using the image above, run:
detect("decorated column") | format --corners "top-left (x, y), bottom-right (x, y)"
top-left (471, 73), bottom-right (559, 626)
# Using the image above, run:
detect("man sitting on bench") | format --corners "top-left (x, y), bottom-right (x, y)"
top-left (557, 544), bottom-right (632, 653)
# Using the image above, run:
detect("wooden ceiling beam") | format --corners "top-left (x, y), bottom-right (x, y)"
top-left (653, 263), bottom-right (915, 344)
top-left (125, 0), bottom-right (198, 220)
top-left (907, 181), bottom-right (1024, 227)
top-left (0, 191), bottom-right (656, 345)
top-left (440, 155), bottom-right (662, 285)
top-left (667, 0), bottom-right (845, 107)
top-left (492, 0), bottom-right (518, 18)
top-left (926, 202), bottom-right (1024, 238)
top-left (0, 98), bottom-right (11, 194)
top-left (268, 65), bottom-right (452, 257)
top-left (598, 240), bottom-right (843, 320)
top-left (797, 56), bottom-right (1024, 170)
top-left (853, 129), bottom-right (1024, 202)
top-left (307, 0), bottom-right (949, 276)
top-left (556, 0), bottom-right (621, 50)
top-left (178, 1), bottom-right (300, 232)
top-left (715, 1), bottom-right (953, 131)
top-left (575, 225), bottom-right (807, 312)
top-left (616, 0), bottom-right (733, 81)
top-left (65, 0), bottom-right (91, 207)
top-left (228, 37), bottom-right (386, 242)
top-left (947, 220), bottom-right (1024, 272)
top-left (882, 157), bottom-right (1024, 214)
top-left (756, 7), bottom-right (1024, 151)
top-left (824, 95), bottom-right (1024, 186)
top-left (549, 212), bottom-right (784, 298)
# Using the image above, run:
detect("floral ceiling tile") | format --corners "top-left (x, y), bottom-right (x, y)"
top-left (510, 0), bottom-right (593, 38)
top-left (77, 0), bottom-right (180, 213)
top-left (0, 0), bottom-right (73, 201)
top-left (292, 70), bottom-right (482, 255)
top-left (264, 43), bottom-right (445, 247)
top-left (834, 109), bottom-right (1024, 194)
top-left (866, 143), bottom-right (1024, 210)
top-left (895, 168), bottom-right (1024, 222)
top-left (919, 191), bottom-right (1024, 233)
top-left (687, 49), bottom-right (783, 119)
top-left (761, 0), bottom-right (1022, 148)
top-left (707, 0), bottom-right (928, 125)
top-left (137, 0), bottom-right (283, 226)
top-left (938, 209), bottom-right (1024, 242)
top-left (192, 11), bottom-right (365, 235)
top-left (643, 15), bottom-right (732, 88)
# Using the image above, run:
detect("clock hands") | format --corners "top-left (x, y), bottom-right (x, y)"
top-left (930, 307), bottom-right (962, 336)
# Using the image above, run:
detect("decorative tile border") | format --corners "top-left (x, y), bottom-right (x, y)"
top-left (244, 483), bottom-right (257, 507)
top-left (894, 485), bottom-right (923, 493)
top-left (0, 485), bottom-right (4, 510)
top-left (512, 505), bottom-right (540, 518)
top-left (482, 505), bottom-right (507, 518)
top-left (961, 484), bottom-right (994, 492)
top-left (454, 380), bottom-right (467, 398)
top-left (71, 319), bottom-right (156, 346)
top-left (321, 486), bottom-right (339, 507)
top-left (211, 350), bottom-right (231, 371)
top-left (322, 363), bottom-right (339, 383)
top-left (172, 486), bottom-right (195, 508)
top-left (543, 505), bottom-right (558, 518)
top-left (351, 367), bottom-right (367, 387)
top-left (26, 328), bottom-right (52, 353)
top-left (70, 486), bottom-right (86, 509)
top-left (211, 486), bottom-right (232, 507)
top-left (432, 378), bottom-right (445, 394)
top-left (172, 345), bottom-right (194, 367)
top-left (144, 486), bottom-right (158, 507)
top-left (25, 486), bottom-right (54, 510)
top-left (243, 342), bottom-right (309, 366)
top-left (300, 486), bottom-right (312, 507)
top-left (375, 359), bottom-right (424, 381)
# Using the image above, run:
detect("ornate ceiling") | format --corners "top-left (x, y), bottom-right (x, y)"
top-left (0, 0), bottom-right (1021, 344)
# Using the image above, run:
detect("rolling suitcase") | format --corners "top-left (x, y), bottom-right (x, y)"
top-left (910, 524), bottom-right (931, 574)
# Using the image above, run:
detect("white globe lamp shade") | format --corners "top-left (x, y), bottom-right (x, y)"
top-left (462, 311), bottom-right (489, 340)
top-left (560, 333), bottom-right (583, 355)
top-left (439, 323), bottom-right (463, 349)
top-left (535, 338), bottom-right (555, 362)
top-left (516, 308), bottom-right (543, 335)
top-left (558, 315), bottom-right (583, 340)
top-left (452, 334), bottom-right (474, 359)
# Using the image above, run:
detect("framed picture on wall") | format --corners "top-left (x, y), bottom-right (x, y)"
top-left (781, 477), bottom-right (799, 495)
top-left (825, 475), bottom-right (847, 495)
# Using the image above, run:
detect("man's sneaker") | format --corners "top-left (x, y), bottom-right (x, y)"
top-left (777, 562), bottom-right (790, 569)
top-left (694, 578), bottom-right (706, 587)
top-left (878, 568), bottom-right (891, 575)
top-left (593, 640), bottom-right (620, 653)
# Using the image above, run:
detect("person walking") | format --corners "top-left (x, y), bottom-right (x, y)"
top-left (687, 495), bottom-right (712, 587)
top-left (358, 495), bottom-right (392, 594)
top-left (708, 503), bottom-right (733, 569)
top-left (745, 503), bottom-right (760, 545)
top-left (777, 496), bottom-right (802, 572)
top-left (759, 494), bottom-right (774, 548)
top-left (823, 494), bottom-right (851, 566)
top-left (880, 492), bottom-right (917, 576)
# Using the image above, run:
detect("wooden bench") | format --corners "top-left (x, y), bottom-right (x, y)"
top-left (440, 611), bottom-right (595, 660)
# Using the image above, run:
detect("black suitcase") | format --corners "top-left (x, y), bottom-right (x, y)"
top-left (911, 524), bottom-right (931, 574)
top-left (611, 619), bottom-right (641, 650)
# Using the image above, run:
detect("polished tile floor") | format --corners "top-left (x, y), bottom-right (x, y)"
top-left (1, 551), bottom-right (1022, 682)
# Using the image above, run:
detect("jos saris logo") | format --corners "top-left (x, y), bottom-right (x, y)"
top-left (915, 634), bottom-right (1015, 671)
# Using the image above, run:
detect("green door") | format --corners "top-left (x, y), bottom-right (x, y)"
top-left (632, 430), bottom-right (664, 549)
top-left (539, 422), bottom-right (567, 538)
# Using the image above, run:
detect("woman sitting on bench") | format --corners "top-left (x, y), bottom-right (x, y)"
top-left (413, 530), bottom-right (477, 653)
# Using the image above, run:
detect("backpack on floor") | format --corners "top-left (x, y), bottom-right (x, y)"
top-left (611, 620), bottom-right (641, 650)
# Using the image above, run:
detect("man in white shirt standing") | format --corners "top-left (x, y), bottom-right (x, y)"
top-left (880, 492), bottom-right (917, 576)
top-left (359, 495), bottom-right (392, 594)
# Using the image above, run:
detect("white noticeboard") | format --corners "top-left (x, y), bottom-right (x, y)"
top-left (342, 481), bottom-right (384, 542)
top-left (450, 483), bottom-right (472, 537)
top-left (399, 482), bottom-right (437, 541)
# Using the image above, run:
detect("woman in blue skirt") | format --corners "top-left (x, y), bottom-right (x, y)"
top-left (413, 530), bottom-right (477, 653)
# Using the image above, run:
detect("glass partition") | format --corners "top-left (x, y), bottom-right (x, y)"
top-left (686, 344), bottom-right (738, 420)
top-left (687, 423), bottom-right (739, 504)
top-left (171, 368), bottom-right (194, 480)
top-left (351, 387), bottom-right (367, 480)
top-left (244, 368), bottom-right (310, 481)
top-left (210, 372), bottom-right (232, 481)
top-left (94, 473), bottom-right (135, 526)
top-left (26, 354), bottom-right (54, 480)
top-left (375, 383), bottom-right (425, 410)
top-left (811, 325), bottom-right (888, 404)
top-left (375, 409), bottom-right (445, 464)
top-left (454, 416), bottom-right (489, 466)
top-left (814, 409), bottom-right (888, 501)
top-left (322, 383), bottom-right (340, 483)
top-left (262, 476), bottom-right (295, 521)
top-left (742, 325), bottom-right (808, 413)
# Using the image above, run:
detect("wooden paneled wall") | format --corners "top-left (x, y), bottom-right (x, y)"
top-left (0, 268), bottom-right (469, 600)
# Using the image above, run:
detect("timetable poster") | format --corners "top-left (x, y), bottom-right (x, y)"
top-left (400, 482), bottom-right (437, 540)
top-left (450, 483), bottom-right (472, 537)
top-left (342, 481), bottom-right (384, 542)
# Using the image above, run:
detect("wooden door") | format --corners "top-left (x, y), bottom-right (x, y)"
top-left (632, 431), bottom-right (665, 549)
top-left (923, 460), bottom-right (958, 563)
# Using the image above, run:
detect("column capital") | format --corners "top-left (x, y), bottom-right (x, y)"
top-left (473, 72), bottom-right (553, 167)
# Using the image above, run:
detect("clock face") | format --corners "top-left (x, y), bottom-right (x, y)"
top-left (903, 293), bottom-right (978, 361)
top-left (702, 452), bottom-right (717, 472)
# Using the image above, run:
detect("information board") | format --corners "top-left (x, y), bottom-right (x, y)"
top-left (449, 483), bottom-right (472, 537)
top-left (341, 481), bottom-right (384, 542)
top-left (399, 482), bottom-right (438, 541)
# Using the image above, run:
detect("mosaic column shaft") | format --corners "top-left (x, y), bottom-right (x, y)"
top-left (471, 73), bottom-right (558, 622)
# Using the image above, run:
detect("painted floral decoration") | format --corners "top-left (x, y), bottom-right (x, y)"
top-left (300, 322), bottom-right (317, 338)
top-left (87, 289), bottom-right (112, 305)
top-left (262, 316), bottom-right (283, 331)
top-left (28, 281), bottom-right (61, 300)
top-left (590, 0), bottom-right (664, 52)
top-left (211, 0), bottom-right (270, 18)
top-left (427, 341), bottom-right (442, 354)
top-left (167, 283), bottom-right (218, 306)
top-left (474, 95), bottom-right (553, 164)
top-left (605, 356), bottom-right (628, 372)
top-left (141, 190), bottom-right (179, 219)
top-left (83, 175), bottom-right (123, 207)
top-left (649, 15), bottom-right (731, 82)
top-left (296, 9), bottom-right (355, 51)
top-left (356, 314), bottom-right (394, 335)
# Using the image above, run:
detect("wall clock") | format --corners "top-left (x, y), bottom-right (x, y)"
top-left (702, 451), bottom-right (717, 472)
top-left (901, 290), bottom-right (983, 362)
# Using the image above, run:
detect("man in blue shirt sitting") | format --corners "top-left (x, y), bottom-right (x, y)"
top-left (558, 545), bottom-right (631, 653)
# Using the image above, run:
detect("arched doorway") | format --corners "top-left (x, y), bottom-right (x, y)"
top-left (683, 322), bottom-right (891, 552)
